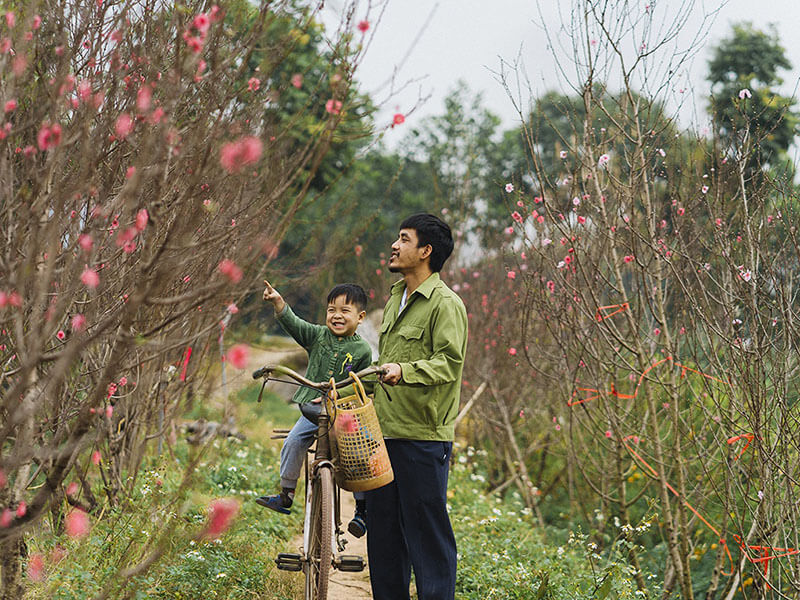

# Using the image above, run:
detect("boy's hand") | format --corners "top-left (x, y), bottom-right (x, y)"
top-left (263, 279), bottom-right (286, 313)
top-left (379, 363), bottom-right (402, 385)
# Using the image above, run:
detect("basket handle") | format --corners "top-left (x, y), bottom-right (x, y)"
top-left (350, 372), bottom-right (369, 407)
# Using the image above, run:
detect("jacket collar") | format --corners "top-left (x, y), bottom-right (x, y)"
top-left (390, 272), bottom-right (441, 300)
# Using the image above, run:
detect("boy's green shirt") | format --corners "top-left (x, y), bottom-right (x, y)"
top-left (373, 272), bottom-right (468, 441)
top-left (276, 305), bottom-right (373, 405)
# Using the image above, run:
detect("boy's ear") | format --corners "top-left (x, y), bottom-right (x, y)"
top-left (357, 310), bottom-right (366, 322)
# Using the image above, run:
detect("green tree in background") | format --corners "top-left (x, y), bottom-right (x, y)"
top-left (707, 22), bottom-right (798, 169)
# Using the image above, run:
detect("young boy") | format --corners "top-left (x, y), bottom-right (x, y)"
top-left (256, 280), bottom-right (373, 538)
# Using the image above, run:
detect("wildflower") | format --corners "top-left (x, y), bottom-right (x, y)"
top-left (546, 280), bottom-right (555, 293)
top-left (66, 482), bottom-right (79, 496)
top-left (701, 185), bottom-right (709, 194)
top-left (0, 509), bottom-right (11, 527)
top-left (597, 153), bottom-right (610, 167)
top-left (623, 255), bottom-right (634, 263)
top-left (325, 99), bottom-right (342, 115)
top-left (64, 508), bottom-right (90, 539)
top-left (508, 347), bottom-right (517, 356)
top-left (218, 259), bottom-right (243, 283)
top-left (357, 20), bottom-right (369, 32)
top-left (738, 88), bottom-right (751, 99)
top-left (657, 148), bottom-right (666, 157)
top-left (80, 267), bottom-right (99, 289)
top-left (4, 99), bottom-right (16, 112)
top-left (505, 227), bottom-right (513, 235)
top-left (354, 244), bottom-right (362, 257)
top-left (227, 344), bottom-right (249, 369)
top-left (16, 502), bottom-right (26, 517)
top-left (56, 330), bottom-right (65, 340)
top-left (559, 150), bottom-right (567, 159)
top-left (511, 211), bottom-right (523, 223)
top-left (204, 498), bottom-right (239, 538)
top-left (247, 77), bottom-right (260, 92)
top-left (505, 183), bottom-right (514, 193)
top-left (91, 451), bottom-right (101, 465)
top-left (227, 303), bottom-right (238, 314)
top-left (392, 113), bottom-right (405, 127)
top-left (5, 12), bottom-right (14, 28)
top-left (542, 238), bottom-right (551, 246)
top-left (118, 376), bottom-right (128, 386)
top-left (740, 269), bottom-right (752, 282)
top-left (507, 271), bottom-right (516, 280)
top-left (32, 15), bottom-right (41, 29)
top-left (677, 207), bottom-right (684, 216)
top-left (290, 73), bottom-right (303, 89)
top-left (653, 328), bottom-right (661, 335)
top-left (605, 430), bottom-right (612, 438)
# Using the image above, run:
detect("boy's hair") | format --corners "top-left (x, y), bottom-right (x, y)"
top-left (399, 213), bottom-right (454, 272)
top-left (327, 283), bottom-right (368, 312)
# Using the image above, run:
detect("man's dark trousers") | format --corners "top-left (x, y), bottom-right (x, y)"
top-left (365, 439), bottom-right (456, 600)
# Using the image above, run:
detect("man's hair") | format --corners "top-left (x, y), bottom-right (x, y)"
top-left (327, 283), bottom-right (368, 312)
top-left (399, 213), bottom-right (454, 272)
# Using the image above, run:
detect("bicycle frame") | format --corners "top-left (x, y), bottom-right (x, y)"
top-left (259, 365), bottom-right (384, 599)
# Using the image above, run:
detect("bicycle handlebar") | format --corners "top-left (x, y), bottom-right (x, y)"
top-left (252, 364), bottom-right (386, 391)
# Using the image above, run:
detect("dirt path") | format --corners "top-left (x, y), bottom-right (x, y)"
top-left (219, 342), bottom-right (373, 599)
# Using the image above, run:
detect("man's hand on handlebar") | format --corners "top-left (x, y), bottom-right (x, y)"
top-left (379, 363), bottom-right (402, 386)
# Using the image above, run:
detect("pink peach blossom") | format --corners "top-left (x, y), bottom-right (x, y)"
top-left (227, 344), bottom-right (249, 369)
top-left (135, 208), bottom-right (148, 231)
top-left (204, 498), bottom-right (239, 538)
top-left (218, 259), bottom-right (243, 283)
top-left (64, 508), bottom-right (90, 539)
top-left (115, 113), bottom-right (133, 139)
top-left (27, 553), bottom-right (44, 581)
top-left (325, 98), bottom-right (342, 115)
top-left (71, 314), bottom-right (86, 331)
top-left (80, 267), bottom-right (99, 288)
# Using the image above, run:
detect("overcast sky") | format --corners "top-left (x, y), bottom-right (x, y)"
top-left (323, 0), bottom-right (800, 144)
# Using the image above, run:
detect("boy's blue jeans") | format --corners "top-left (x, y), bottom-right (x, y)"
top-left (279, 414), bottom-right (364, 501)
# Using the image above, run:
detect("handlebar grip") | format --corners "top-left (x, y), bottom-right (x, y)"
top-left (252, 367), bottom-right (269, 379)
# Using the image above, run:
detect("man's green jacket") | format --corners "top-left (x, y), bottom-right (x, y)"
top-left (373, 272), bottom-right (468, 441)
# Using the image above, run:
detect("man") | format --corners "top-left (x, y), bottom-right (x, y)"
top-left (369, 213), bottom-right (468, 600)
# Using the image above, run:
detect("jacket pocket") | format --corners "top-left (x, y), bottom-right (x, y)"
top-left (396, 324), bottom-right (424, 362)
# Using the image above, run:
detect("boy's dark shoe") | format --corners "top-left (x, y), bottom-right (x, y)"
top-left (256, 493), bottom-right (292, 515)
top-left (347, 513), bottom-right (367, 538)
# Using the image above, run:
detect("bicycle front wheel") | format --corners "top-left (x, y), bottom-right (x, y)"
top-left (305, 467), bottom-right (333, 599)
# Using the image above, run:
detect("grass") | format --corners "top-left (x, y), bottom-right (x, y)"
top-left (23, 375), bottom-right (653, 600)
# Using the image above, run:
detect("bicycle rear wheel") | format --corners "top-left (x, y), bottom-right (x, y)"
top-left (305, 467), bottom-right (333, 599)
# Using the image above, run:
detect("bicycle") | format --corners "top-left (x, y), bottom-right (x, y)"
top-left (252, 364), bottom-right (386, 600)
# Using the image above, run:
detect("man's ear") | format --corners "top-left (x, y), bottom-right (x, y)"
top-left (420, 244), bottom-right (432, 260)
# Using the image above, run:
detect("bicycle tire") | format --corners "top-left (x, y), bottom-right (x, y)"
top-left (305, 467), bottom-right (333, 599)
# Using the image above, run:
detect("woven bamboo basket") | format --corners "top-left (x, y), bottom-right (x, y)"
top-left (327, 373), bottom-right (393, 492)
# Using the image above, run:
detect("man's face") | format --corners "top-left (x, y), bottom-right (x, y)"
top-left (388, 228), bottom-right (430, 273)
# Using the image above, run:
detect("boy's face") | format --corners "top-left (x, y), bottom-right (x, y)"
top-left (326, 295), bottom-right (365, 337)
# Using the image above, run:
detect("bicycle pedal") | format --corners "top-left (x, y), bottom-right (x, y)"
top-left (275, 552), bottom-right (303, 572)
top-left (334, 555), bottom-right (365, 572)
